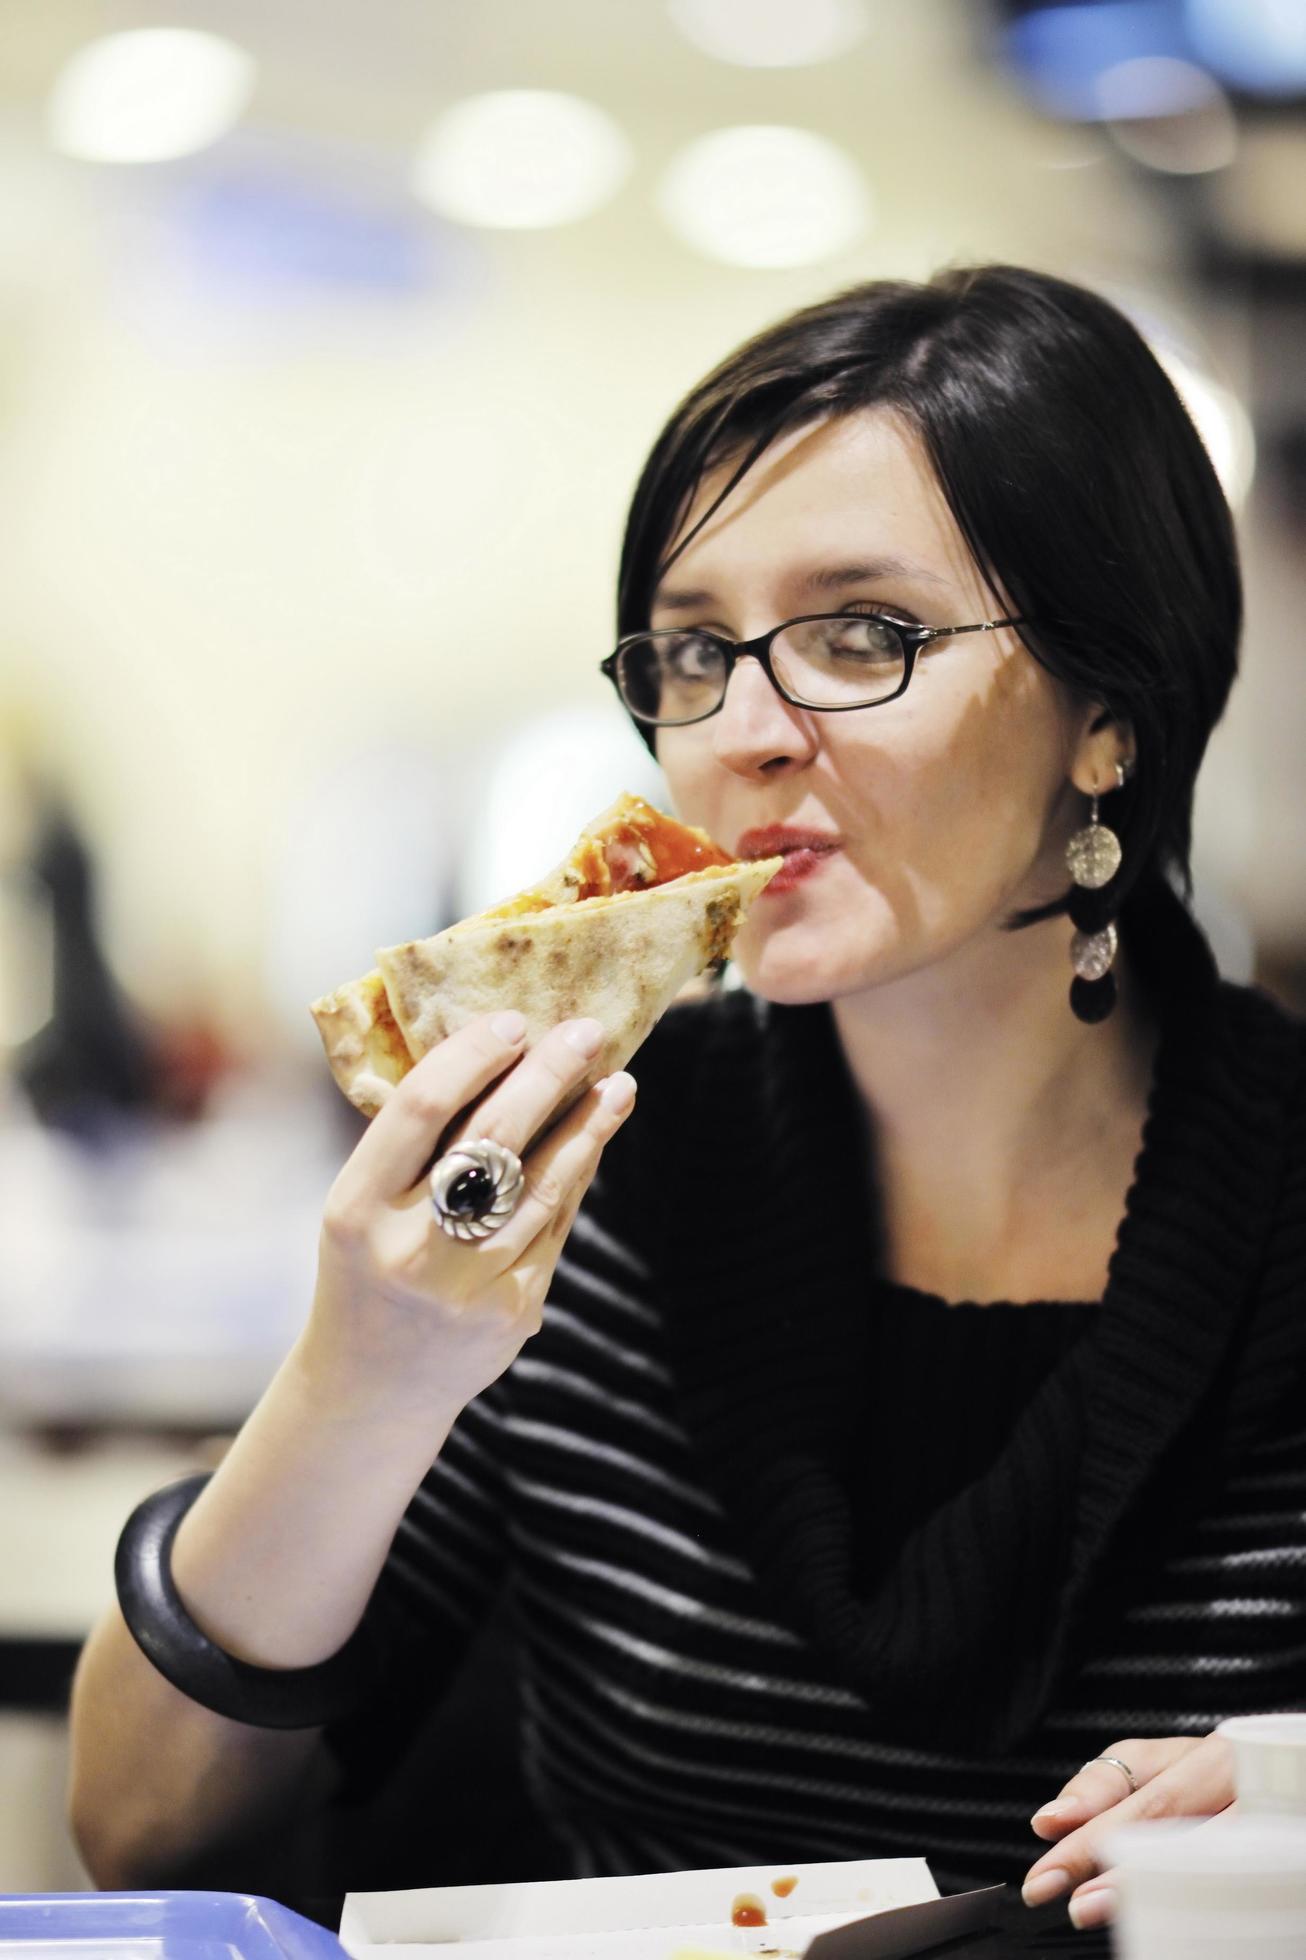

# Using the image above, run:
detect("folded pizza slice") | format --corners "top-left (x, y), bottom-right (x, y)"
top-left (311, 794), bottom-right (781, 1118)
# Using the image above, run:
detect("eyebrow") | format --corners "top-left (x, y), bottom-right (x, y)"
top-left (650, 557), bottom-right (948, 614)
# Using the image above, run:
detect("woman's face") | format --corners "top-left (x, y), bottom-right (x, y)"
top-left (652, 408), bottom-right (1096, 1005)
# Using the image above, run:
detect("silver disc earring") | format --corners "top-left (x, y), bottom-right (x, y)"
top-left (1065, 774), bottom-right (1124, 890)
top-left (1066, 762), bottom-right (1127, 1024)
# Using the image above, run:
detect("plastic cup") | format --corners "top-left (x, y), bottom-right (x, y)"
top-left (1110, 1819), bottom-right (1306, 1959)
top-left (1219, 1713), bottom-right (1306, 1819)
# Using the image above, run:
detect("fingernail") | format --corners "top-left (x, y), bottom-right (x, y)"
top-left (1033, 1801), bottom-right (1072, 1822)
top-left (1068, 1888), bottom-right (1115, 1931)
top-left (1022, 1868), bottom-right (1071, 1907)
top-left (561, 1018), bottom-right (605, 1058)
top-left (491, 1011), bottom-right (527, 1044)
top-left (599, 1073), bottom-right (636, 1115)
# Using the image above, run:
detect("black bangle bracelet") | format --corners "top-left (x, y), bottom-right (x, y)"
top-left (114, 1472), bottom-right (381, 1729)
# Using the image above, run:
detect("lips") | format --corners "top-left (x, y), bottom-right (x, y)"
top-left (735, 825), bottom-right (842, 862)
top-left (735, 825), bottom-right (841, 897)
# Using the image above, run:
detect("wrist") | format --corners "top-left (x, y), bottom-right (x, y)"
top-left (289, 1312), bottom-right (468, 1444)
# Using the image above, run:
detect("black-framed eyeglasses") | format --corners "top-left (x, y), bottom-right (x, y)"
top-left (600, 610), bottom-right (1028, 727)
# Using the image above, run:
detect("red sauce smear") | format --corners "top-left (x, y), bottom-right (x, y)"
top-left (609, 799), bottom-right (733, 885)
top-left (770, 1876), bottom-right (799, 1899)
top-left (731, 1903), bottom-right (768, 1928)
top-left (568, 799), bottom-right (734, 902)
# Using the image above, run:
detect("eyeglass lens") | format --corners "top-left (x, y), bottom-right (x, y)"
top-left (616, 617), bottom-right (908, 724)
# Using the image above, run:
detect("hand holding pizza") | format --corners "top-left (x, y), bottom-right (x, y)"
top-left (307, 1009), bottom-right (637, 1425)
top-left (303, 795), bottom-right (780, 1427)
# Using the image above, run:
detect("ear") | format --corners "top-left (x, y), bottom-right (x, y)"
top-left (1069, 703), bottom-right (1136, 798)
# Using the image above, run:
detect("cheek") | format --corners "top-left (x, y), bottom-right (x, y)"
top-left (830, 677), bottom-right (1070, 920)
top-left (654, 735), bottom-right (718, 829)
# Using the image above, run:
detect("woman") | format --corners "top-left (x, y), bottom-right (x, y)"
top-left (71, 265), bottom-right (1305, 1934)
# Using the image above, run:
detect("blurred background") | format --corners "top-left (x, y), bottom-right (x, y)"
top-left (1, 0), bottom-right (1304, 1893)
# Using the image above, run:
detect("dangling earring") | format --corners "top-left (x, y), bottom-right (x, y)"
top-left (1065, 761), bottom-right (1127, 1024)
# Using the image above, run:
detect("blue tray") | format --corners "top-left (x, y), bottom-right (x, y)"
top-left (0, 1892), bottom-right (348, 1960)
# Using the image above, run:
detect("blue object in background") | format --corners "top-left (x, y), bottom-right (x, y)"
top-left (1186, 0), bottom-right (1306, 97)
top-left (999, 1), bottom-right (1189, 117)
top-left (996, 0), bottom-right (1306, 113)
top-left (0, 1892), bottom-right (348, 1960)
top-left (174, 161), bottom-right (442, 299)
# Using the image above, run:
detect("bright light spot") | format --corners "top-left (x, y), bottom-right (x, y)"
top-left (48, 29), bottom-right (255, 164)
top-left (668, 0), bottom-right (868, 67)
top-left (1098, 57), bottom-right (1237, 173)
top-left (1157, 348), bottom-right (1255, 507)
top-left (411, 91), bottom-right (631, 230)
top-left (1186, 0), bottom-right (1306, 97)
top-left (656, 126), bottom-right (871, 267)
top-left (455, 709), bottom-right (665, 918)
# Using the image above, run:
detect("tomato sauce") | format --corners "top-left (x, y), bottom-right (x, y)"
top-left (730, 1895), bottom-right (768, 1928)
top-left (613, 798), bottom-right (733, 883)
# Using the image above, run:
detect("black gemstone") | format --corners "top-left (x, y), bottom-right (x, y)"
top-left (1070, 971), bottom-right (1117, 1024)
top-left (446, 1166), bottom-right (495, 1217)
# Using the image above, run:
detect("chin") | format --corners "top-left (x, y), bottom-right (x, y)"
top-left (732, 929), bottom-right (871, 1007)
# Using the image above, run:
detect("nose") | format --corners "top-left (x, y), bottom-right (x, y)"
top-left (710, 652), bottom-right (819, 778)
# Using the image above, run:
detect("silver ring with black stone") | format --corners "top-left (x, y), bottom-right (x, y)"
top-left (429, 1139), bottom-right (526, 1241)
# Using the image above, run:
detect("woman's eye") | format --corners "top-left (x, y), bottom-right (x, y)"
top-left (668, 635), bottom-right (716, 678)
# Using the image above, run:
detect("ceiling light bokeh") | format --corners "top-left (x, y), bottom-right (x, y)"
top-left (411, 91), bottom-right (632, 230)
top-left (656, 125), bottom-right (871, 267)
top-left (667, 0), bottom-right (869, 68)
top-left (47, 28), bottom-right (256, 164)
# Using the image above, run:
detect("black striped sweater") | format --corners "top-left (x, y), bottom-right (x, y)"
top-left (338, 883), bottom-right (1306, 1892)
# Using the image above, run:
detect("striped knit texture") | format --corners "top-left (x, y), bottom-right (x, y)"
top-left (343, 886), bottom-right (1306, 1892)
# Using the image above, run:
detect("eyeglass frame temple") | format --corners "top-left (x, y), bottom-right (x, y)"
top-left (601, 613), bottom-right (1028, 724)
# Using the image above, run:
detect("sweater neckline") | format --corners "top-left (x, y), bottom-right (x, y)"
top-left (654, 880), bottom-right (1305, 1752)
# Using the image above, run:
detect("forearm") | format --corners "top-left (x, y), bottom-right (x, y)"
top-left (68, 1608), bottom-right (326, 1885)
top-left (167, 1326), bottom-right (464, 1667)
top-left (68, 1327), bottom-right (464, 1878)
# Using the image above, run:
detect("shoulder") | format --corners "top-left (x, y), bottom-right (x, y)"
top-left (1196, 980), bottom-right (1306, 1297)
top-left (1206, 976), bottom-right (1306, 1126)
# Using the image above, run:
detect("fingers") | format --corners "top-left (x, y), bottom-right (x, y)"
top-left (449, 1069), bottom-right (638, 1275)
top-left (335, 1013), bottom-right (611, 1215)
top-left (335, 1013), bottom-right (533, 1206)
top-left (442, 1016), bottom-right (610, 1162)
top-left (1066, 1878), bottom-right (1117, 1933)
top-left (1063, 1802), bottom-right (1242, 1934)
top-left (1029, 1737), bottom-right (1201, 1840)
top-left (1023, 1732), bottom-right (1235, 1910)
